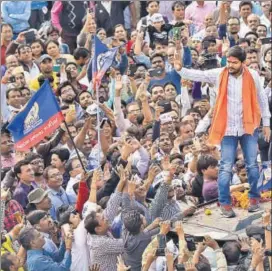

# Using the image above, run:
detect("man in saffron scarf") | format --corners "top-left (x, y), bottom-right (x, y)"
top-left (174, 45), bottom-right (271, 218)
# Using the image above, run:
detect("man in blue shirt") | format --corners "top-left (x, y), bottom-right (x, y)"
top-left (148, 53), bottom-right (182, 94)
top-left (19, 227), bottom-right (72, 271)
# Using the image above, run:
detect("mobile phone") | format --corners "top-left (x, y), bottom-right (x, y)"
top-left (176, 264), bottom-right (185, 271)
top-left (9, 76), bottom-right (16, 83)
top-left (100, 118), bottom-right (108, 129)
top-left (261, 37), bottom-right (272, 45)
top-left (69, 104), bottom-right (76, 112)
top-left (25, 30), bottom-right (36, 44)
top-left (158, 100), bottom-right (172, 113)
top-left (140, 25), bottom-right (147, 33)
top-left (185, 236), bottom-right (196, 251)
top-left (128, 64), bottom-right (138, 77)
top-left (173, 27), bottom-right (181, 40)
top-left (156, 234), bottom-right (167, 256)
top-left (53, 65), bottom-right (60, 73)
top-left (56, 58), bottom-right (67, 65)
top-left (149, 68), bottom-right (163, 78)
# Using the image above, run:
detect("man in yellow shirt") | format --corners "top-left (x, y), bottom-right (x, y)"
top-left (29, 55), bottom-right (58, 92)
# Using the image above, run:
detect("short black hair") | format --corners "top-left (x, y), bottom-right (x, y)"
top-left (73, 48), bottom-right (89, 60)
top-left (239, 1), bottom-right (253, 10)
top-left (246, 47), bottom-right (258, 55)
top-left (171, 1), bottom-right (185, 11)
top-left (1, 22), bottom-right (13, 32)
top-left (18, 227), bottom-right (37, 250)
top-left (84, 211), bottom-right (99, 234)
top-left (150, 84), bottom-right (164, 94)
top-left (45, 40), bottom-right (59, 52)
top-left (197, 155), bottom-right (218, 176)
top-left (27, 210), bottom-right (47, 225)
top-left (65, 157), bottom-right (79, 173)
top-left (25, 153), bottom-right (43, 163)
top-left (50, 148), bottom-right (70, 162)
top-left (245, 31), bottom-right (258, 39)
top-left (1, 252), bottom-right (14, 271)
top-left (14, 159), bottom-right (30, 179)
top-left (55, 81), bottom-right (76, 97)
top-left (226, 45), bottom-right (247, 62)
top-left (222, 241), bottom-right (241, 265)
top-left (123, 210), bottom-right (142, 235)
top-left (169, 153), bottom-right (184, 163)
top-left (17, 44), bottom-right (31, 56)
top-left (238, 38), bottom-right (250, 46)
top-left (146, 0), bottom-right (159, 8)
top-left (150, 53), bottom-right (165, 63)
top-left (257, 24), bottom-right (267, 31)
top-left (6, 88), bottom-right (22, 100)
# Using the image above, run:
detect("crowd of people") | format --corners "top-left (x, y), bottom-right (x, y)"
top-left (0, 0), bottom-right (272, 271)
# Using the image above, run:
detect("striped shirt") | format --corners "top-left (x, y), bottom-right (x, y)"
top-left (178, 68), bottom-right (271, 137)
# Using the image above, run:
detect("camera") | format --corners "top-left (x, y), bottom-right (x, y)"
top-left (201, 53), bottom-right (218, 70)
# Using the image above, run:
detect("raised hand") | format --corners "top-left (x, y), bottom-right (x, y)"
top-left (160, 221), bottom-right (171, 235)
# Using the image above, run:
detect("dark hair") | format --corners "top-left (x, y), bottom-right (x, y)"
top-left (123, 210), bottom-right (142, 235)
top-left (18, 227), bottom-right (36, 250)
top-left (222, 241), bottom-right (241, 265)
top-left (257, 24), bottom-right (267, 31)
top-left (6, 87), bottom-right (21, 100)
top-left (172, 1), bottom-right (185, 11)
top-left (150, 53), bottom-right (165, 63)
top-left (65, 62), bottom-right (77, 70)
top-left (197, 155), bottom-right (218, 176)
top-left (164, 82), bottom-right (176, 90)
top-left (239, 1), bottom-right (253, 10)
top-left (246, 47), bottom-right (258, 55)
top-left (73, 48), bottom-right (89, 60)
top-left (56, 81), bottom-right (76, 97)
top-left (47, 25), bottom-right (60, 36)
top-left (17, 44), bottom-right (31, 55)
top-left (96, 28), bottom-right (106, 35)
top-left (1, 22), bottom-right (13, 32)
top-left (25, 153), bottom-right (43, 163)
top-left (179, 139), bottom-right (193, 153)
top-left (45, 40), bottom-right (59, 52)
top-left (238, 38), bottom-right (250, 46)
top-left (245, 31), bottom-right (258, 39)
top-left (27, 210), bottom-right (47, 225)
top-left (186, 107), bottom-right (202, 116)
top-left (114, 24), bottom-right (125, 33)
top-left (84, 211), bottom-right (99, 234)
top-left (170, 153), bottom-right (184, 163)
top-left (1, 252), bottom-right (15, 271)
top-left (264, 47), bottom-right (272, 60)
top-left (226, 45), bottom-right (246, 62)
top-left (50, 148), bottom-right (70, 163)
top-left (146, 0), bottom-right (159, 8)
top-left (65, 157), bottom-right (79, 173)
top-left (77, 89), bottom-right (92, 102)
top-left (57, 205), bottom-right (77, 226)
top-left (14, 159), bottom-right (30, 179)
top-left (235, 160), bottom-right (246, 172)
top-left (98, 196), bottom-right (110, 209)
top-left (150, 84), bottom-right (164, 94)
top-left (30, 39), bottom-right (45, 52)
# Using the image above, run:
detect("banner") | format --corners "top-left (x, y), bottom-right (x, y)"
top-left (88, 35), bottom-right (119, 88)
top-left (7, 80), bottom-right (64, 151)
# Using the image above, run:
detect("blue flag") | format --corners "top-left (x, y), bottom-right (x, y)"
top-left (7, 80), bottom-right (64, 151)
top-left (87, 36), bottom-right (119, 88)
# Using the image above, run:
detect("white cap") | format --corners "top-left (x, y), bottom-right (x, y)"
top-left (151, 13), bottom-right (164, 23)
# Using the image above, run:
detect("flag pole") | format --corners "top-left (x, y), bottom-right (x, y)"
top-left (63, 120), bottom-right (87, 173)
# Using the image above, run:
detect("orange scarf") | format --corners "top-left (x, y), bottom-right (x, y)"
top-left (208, 67), bottom-right (261, 145)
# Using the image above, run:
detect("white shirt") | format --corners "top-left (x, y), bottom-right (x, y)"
top-left (101, 1), bottom-right (111, 14)
top-left (27, 62), bottom-right (40, 78)
top-left (239, 18), bottom-right (251, 38)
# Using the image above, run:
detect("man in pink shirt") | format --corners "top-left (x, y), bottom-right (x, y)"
top-left (185, 0), bottom-right (216, 34)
